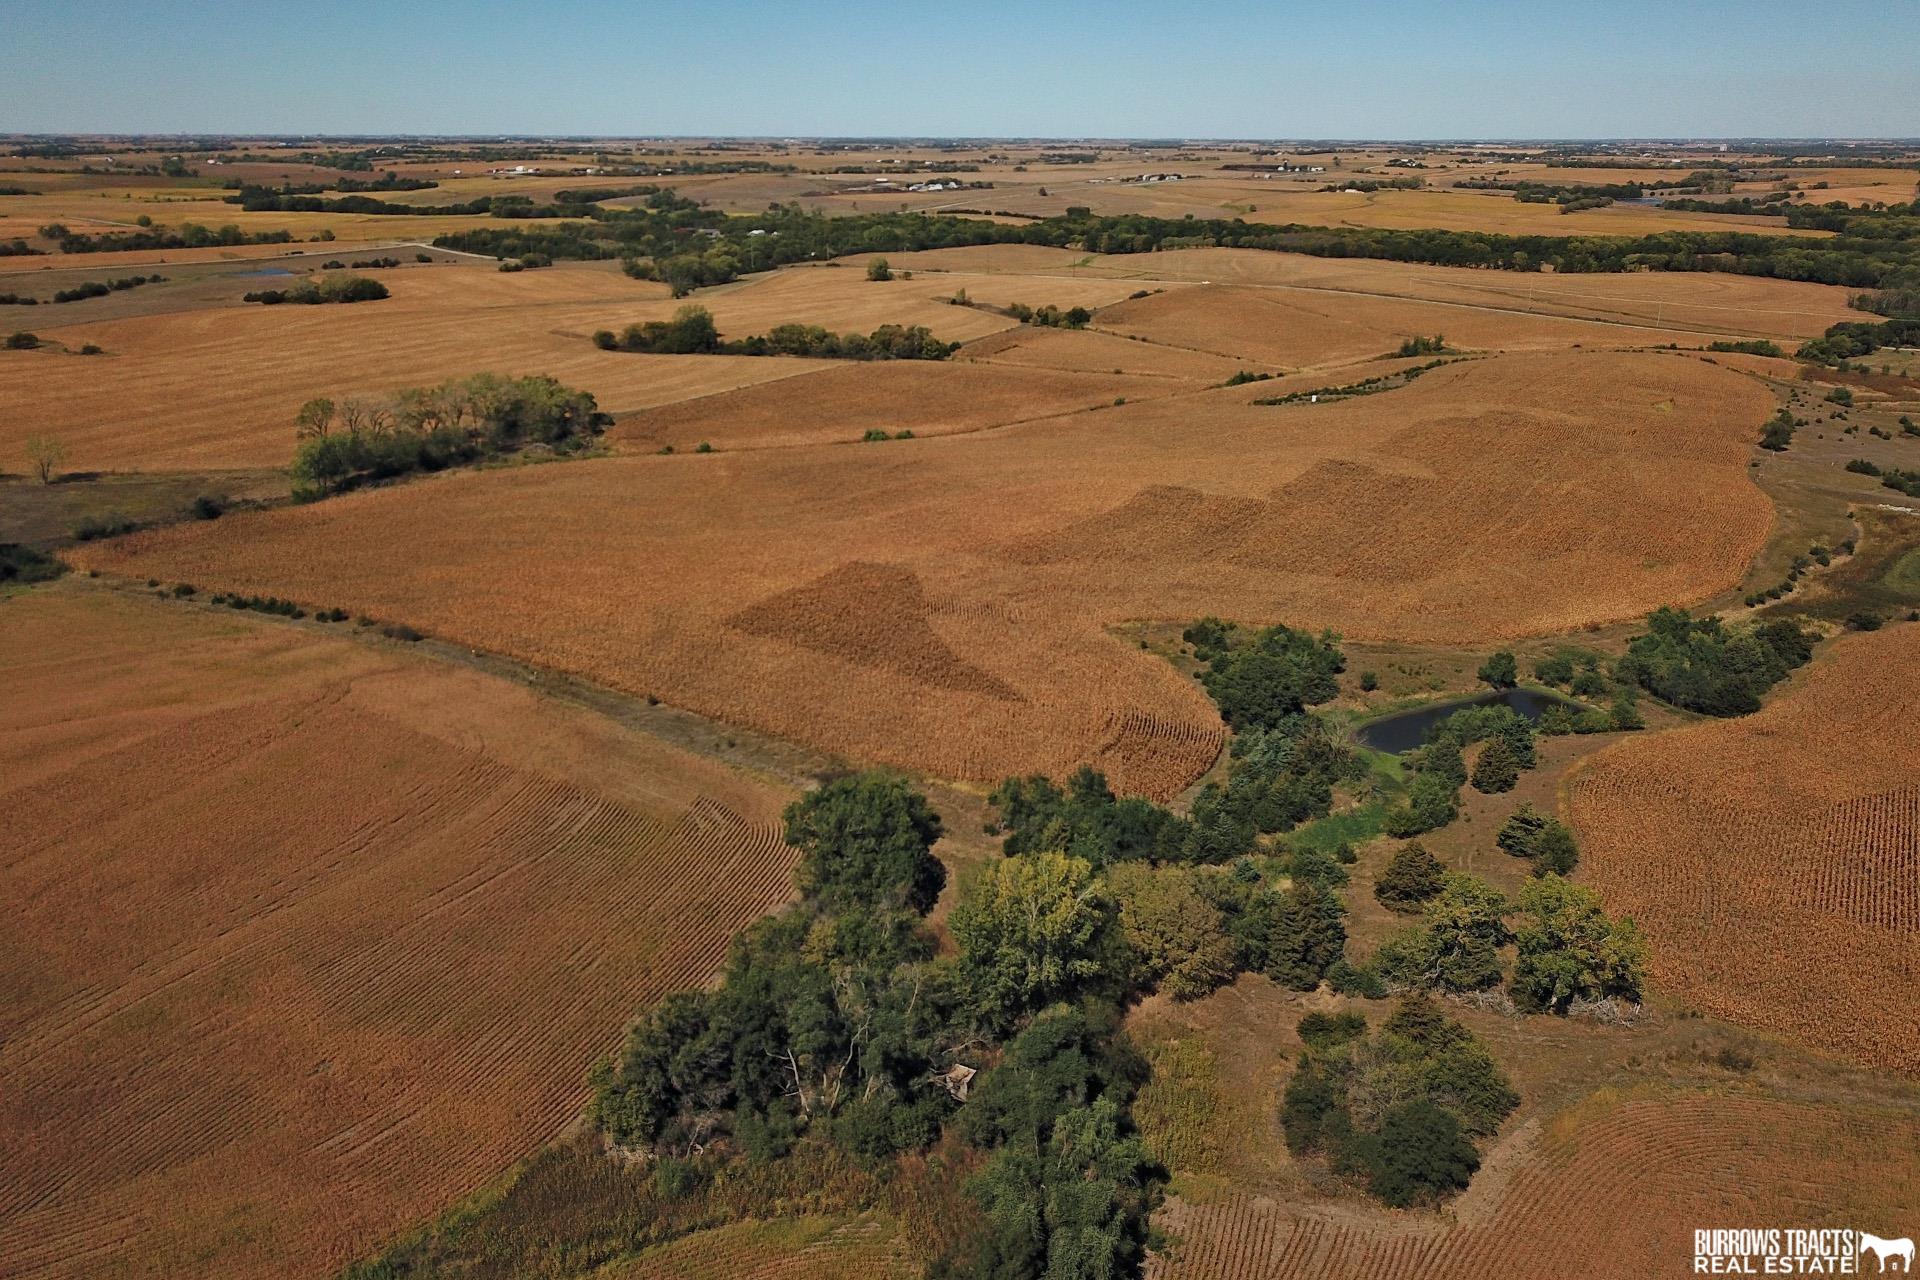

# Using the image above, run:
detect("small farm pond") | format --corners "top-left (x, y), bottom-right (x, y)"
top-left (1355, 688), bottom-right (1584, 754)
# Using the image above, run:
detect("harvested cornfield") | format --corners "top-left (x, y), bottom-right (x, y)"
top-left (0, 263), bottom-right (840, 471)
top-left (959, 325), bottom-right (1258, 381)
top-left (0, 585), bottom-right (796, 1280)
top-left (79, 350), bottom-right (1770, 796)
top-left (1147, 1089), bottom-right (1920, 1280)
top-left (1569, 623), bottom-right (1920, 1074)
top-left (604, 1215), bottom-right (913, 1280)
top-left (875, 244), bottom-right (1861, 341)
top-left (613, 360), bottom-right (1195, 452)
top-left (1095, 284), bottom-right (1699, 369)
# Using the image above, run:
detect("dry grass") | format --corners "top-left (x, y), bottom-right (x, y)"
top-left (1569, 623), bottom-right (1920, 1075)
top-left (77, 350), bottom-right (1770, 796)
top-left (0, 584), bottom-right (796, 1280)
top-left (603, 1215), bottom-right (913, 1280)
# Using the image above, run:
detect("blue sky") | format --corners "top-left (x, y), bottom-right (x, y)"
top-left (4, 0), bottom-right (1917, 138)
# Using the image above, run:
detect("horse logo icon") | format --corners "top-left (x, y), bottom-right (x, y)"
top-left (1861, 1234), bottom-right (1915, 1273)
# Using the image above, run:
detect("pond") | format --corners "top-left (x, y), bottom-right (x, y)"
top-left (1354, 688), bottom-right (1583, 754)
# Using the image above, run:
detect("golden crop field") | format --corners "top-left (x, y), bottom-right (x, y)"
top-left (0, 264), bottom-right (844, 471)
top-left (1146, 1089), bottom-right (1920, 1280)
top-left (0, 259), bottom-right (1165, 472)
top-left (0, 585), bottom-right (797, 1280)
top-left (613, 359), bottom-right (1203, 452)
top-left (75, 349), bottom-right (1771, 795)
top-left (957, 325), bottom-right (1258, 380)
top-left (869, 244), bottom-right (1864, 340)
top-left (1569, 623), bottom-right (1920, 1074)
top-left (1092, 283), bottom-right (1697, 368)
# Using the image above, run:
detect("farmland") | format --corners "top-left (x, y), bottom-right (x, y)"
top-left (7, 124), bottom-right (1920, 1280)
top-left (1146, 1088), bottom-right (1920, 1280)
top-left (0, 584), bottom-right (796, 1279)
top-left (73, 350), bottom-right (1772, 794)
top-left (1570, 623), bottom-right (1920, 1074)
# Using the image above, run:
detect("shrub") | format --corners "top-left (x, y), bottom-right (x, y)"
top-left (73, 511), bottom-right (137, 541)
top-left (1469, 739), bottom-right (1520, 793)
top-left (1476, 650), bottom-right (1518, 689)
top-left (190, 494), bottom-right (226, 520)
top-left (5, 330), bottom-right (38, 349)
top-left (1281, 998), bottom-right (1515, 1206)
top-left (1496, 804), bottom-right (1579, 876)
top-left (0, 543), bottom-right (66, 584)
top-left (1374, 842), bottom-right (1445, 911)
top-left (866, 258), bottom-right (892, 281)
top-left (1758, 408), bottom-right (1796, 451)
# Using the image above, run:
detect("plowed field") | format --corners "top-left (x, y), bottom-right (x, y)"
top-left (0, 585), bottom-right (796, 1280)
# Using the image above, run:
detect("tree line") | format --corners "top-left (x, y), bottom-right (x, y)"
top-left (591, 304), bottom-right (955, 360)
top-left (289, 372), bottom-right (608, 496)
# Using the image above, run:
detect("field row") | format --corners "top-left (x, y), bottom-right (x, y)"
top-left (1148, 1091), bottom-right (1920, 1280)
top-left (0, 587), bottom-right (796, 1279)
top-left (1571, 624), bottom-right (1920, 1074)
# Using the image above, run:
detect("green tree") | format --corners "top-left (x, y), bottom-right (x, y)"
top-left (1374, 842), bottom-right (1445, 911)
top-left (293, 397), bottom-right (335, 441)
top-left (1469, 738), bottom-right (1520, 793)
top-left (1477, 650), bottom-right (1518, 689)
top-left (966, 1096), bottom-right (1154, 1280)
top-left (1383, 771), bottom-right (1461, 837)
top-left (1377, 875), bottom-right (1509, 993)
top-left (1366, 1100), bottom-right (1480, 1207)
top-left (783, 772), bottom-right (946, 916)
top-left (867, 257), bottom-right (892, 281)
top-left (1508, 876), bottom-right (1646, 1013)
top-left (952, 852), bottom-right (1112, 1025)
top-left (1107, 863), bottom-right (1237, 1001)
top-left (24, 435), bottom-right (66, 484)
top-left (1267, 881), bottom-right (1347, 990)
